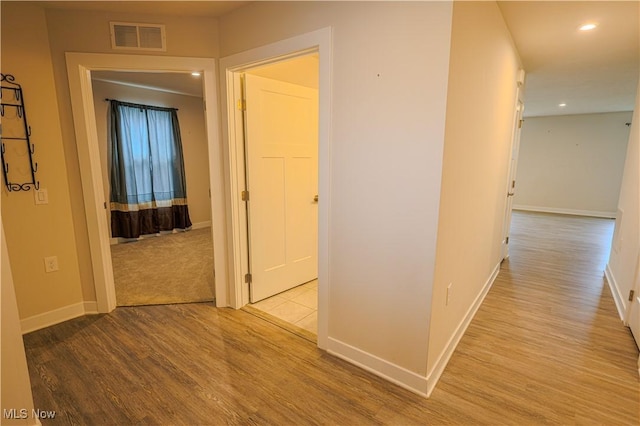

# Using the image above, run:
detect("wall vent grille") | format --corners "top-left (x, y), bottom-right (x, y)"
top-left (110, 22), bottom-right (166, 51)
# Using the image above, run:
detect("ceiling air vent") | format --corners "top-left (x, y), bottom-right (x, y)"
top-left (110, 22), bottom-right (166, 51)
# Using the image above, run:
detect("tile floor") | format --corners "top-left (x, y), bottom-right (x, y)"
top-left (249, 280), bottom-right (318, 335)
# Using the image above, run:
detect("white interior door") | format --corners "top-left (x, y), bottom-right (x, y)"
top-left (502, 100), bottom-right (524, 260)
top-left (244, 74), bottom-right (318, 302)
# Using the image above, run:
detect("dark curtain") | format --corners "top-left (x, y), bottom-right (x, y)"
top-left (109, 100), bottom-right (191, 238)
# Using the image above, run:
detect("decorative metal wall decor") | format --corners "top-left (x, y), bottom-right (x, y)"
top-left (1, 73), bottom-right (39, 191)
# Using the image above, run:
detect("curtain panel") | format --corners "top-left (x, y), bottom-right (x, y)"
top-left (109, 100), bottom-right (192, 238)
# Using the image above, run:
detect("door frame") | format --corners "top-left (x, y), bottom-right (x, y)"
top-left (219, 28), bottom-right (332, 349)
top-left (66, 53), bottom-right (226, 312)
top-left (501, 80), bottom-right (525, 260)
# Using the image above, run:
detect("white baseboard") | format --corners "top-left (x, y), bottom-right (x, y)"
top-left (513, 205), bottom-right (616, 219)
top-left (21, 301), bottom-right (98, 335)
top-left (604, 263), bottom-right (627, 322)
top-left (425, 262), bottom-right (501, 396)
top-left (191, 221), bottom-right (212, 230)
top-left (326, 263), bottom-right (501, 399)
top-left (327, 338), bottom-right (429, 397)
top-left (83, 301), bottom-right (99, 315)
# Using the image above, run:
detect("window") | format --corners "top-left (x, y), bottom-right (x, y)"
top-left (108, 100), bottom-right (191, 238)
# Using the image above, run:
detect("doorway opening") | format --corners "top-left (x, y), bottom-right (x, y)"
top-left (239, 55), bottom-right (320, 337)
top-left (90, 70), bottom-right (215, 307)
top-left (501, 90), bottom-right (525, 261)
top-left (66, 53), bottom-right (225, 314)
top-left (218, 27), bottom-right (331, 349)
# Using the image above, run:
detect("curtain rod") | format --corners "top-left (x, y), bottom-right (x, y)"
top-left (104, 98), bottom-right (178, 112)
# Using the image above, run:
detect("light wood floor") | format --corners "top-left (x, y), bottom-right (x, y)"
top-left (23, 212), bottom-right (639, 424)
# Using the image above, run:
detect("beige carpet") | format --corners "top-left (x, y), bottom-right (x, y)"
top-left (110, 228), bottom-right (215, 306)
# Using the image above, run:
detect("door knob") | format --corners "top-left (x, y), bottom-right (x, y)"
top-left (313, 195), bottom-right (319, 202)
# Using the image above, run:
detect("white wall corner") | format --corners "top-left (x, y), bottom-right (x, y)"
top-left (604, 264), bottom-right (627, 322)
top-left (326, 338), bottom-right (429, 397)
top-left (426, 262), bottom-right (501, 396)
top-left (20, 302), bottom-right (88, 335)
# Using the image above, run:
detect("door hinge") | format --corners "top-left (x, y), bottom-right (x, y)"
top-left (241, 190), bottom-right (249, 201)
top-left (629, 289), bottom-right (635, 302)
top-left (245, 273), bottom-right (252, 284)
top-left (511, 180), bottom-right (516, 189)
top-left (506, 236), bottom-right (509, 244)
top-left (518, 119), bottom-right (524, 129)
top-left (104, 202), bottom-right (107, 209)
top-left (237, 99), bottom-right (246, 111)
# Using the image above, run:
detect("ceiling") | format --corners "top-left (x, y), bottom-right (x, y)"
top-left (38, 1), bottom-right (639, 117)
top-left (498, 1), bottom-right (639, 117)
top-left (92, 71), bottom-right (204, 98)
top-left (91, 54), bottom-right (320, 98)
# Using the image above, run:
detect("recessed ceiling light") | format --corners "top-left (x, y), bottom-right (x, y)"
top-left (191, 72), bottom-right (201, 77)
top-left (559, 103), bottom-right (567, 107)
top-left (579, 23), bottom-right (597, 31)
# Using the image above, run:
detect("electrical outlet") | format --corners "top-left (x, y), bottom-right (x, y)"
top-left (44, 256), bottom-right (59, 273)
top-left (446, 283), bottom-right (453, 306)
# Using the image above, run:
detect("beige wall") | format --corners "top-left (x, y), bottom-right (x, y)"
top-left (1, 0), bottom-right (530, 396)
top-left (607, 81), bottom-right (639, 317)
top-left (1, 2), bottom-right (84, 319)
top-left (1, 223), bottom-right (37, 426)
top-left (220, 1), bottom-right (453, 377)
top-left (514, 112), bottom-right (632, 217)
top-left (429, 1), bottom-right (521, 375)
top-left (45, 7), bottom-right (219, 303)
top-left (91, 79), bottom-right (211, 230)
top-left (2, 2), bottom-right (221, 321)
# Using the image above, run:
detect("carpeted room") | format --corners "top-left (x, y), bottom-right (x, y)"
top-left (110, 227), bottom-right (214, 306)
top-left (92, 73), bottom-right (216, 307)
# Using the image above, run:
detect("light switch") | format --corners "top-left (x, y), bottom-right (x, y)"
top-left (35, 188), bottom-right (48, 205)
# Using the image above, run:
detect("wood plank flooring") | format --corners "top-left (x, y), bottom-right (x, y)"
top-left (23, 211), bottom-right (639, 425)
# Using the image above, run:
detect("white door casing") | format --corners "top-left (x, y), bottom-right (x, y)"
top-left (219, 27), bottom-right (331, 350)
top-left (244, 75), bottom-right (318, 302)
top-left (66, 53), bottom-right (224, 312)
top-left (502, 96), bottom-right (524, 261)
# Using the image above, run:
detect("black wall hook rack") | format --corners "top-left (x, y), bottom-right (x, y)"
top-left (1, 73), bottom-right (39, 191)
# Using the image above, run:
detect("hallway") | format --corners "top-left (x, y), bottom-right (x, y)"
top-left (22, 211), bottom-right (639, 424)
top-left (433, 211), bottom-right (639, 423)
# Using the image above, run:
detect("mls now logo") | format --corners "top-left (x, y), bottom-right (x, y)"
top-left (3, 408), bottom-right (56, 420)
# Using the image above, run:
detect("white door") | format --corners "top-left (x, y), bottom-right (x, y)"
top-left (502, 100), bottom-right (524, 260)
top-left (244, 74), bottom-right (318, 302)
